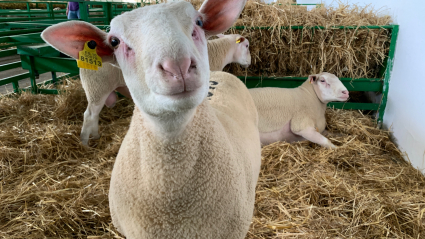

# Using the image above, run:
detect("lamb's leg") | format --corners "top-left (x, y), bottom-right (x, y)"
top-left (294, 127), bottom-right (337, 149)
top-left (80, 100), bottom-right (106, 146)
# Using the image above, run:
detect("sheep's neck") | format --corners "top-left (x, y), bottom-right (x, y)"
top-left (139, 106), bottom-right (196, 140)
top-left (207, 38), bottom-right (233, 71)
top-left (300, 81), bottom-right (328, 109)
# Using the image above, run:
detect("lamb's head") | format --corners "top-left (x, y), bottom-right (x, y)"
top-left (217, 33), bottom-right (251, 68)
top-left (309, 72), bottom-right (349, 103)
top-left (41, 0), bottom-right (247, 117)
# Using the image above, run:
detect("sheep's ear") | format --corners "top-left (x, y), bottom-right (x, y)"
top-left (308, 74), bottom-right (317, 84)
top-left (41, 21), bottom-right (114, 62)
top-left (199, 0), bottom-right (247, 37)
top-left (216, 33), bottom-right (226, 38)
top-left (236, 36), bottom-right (245, 43)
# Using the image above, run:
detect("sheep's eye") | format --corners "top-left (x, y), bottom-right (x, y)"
top-left (246, 45), bottom-right (249, 48)
top-left (110, 37), bottom-right (120, 48)
top-left (320, 79), bottom-right (325, 82)
top-left (196, 17), bottom-right (203, 28)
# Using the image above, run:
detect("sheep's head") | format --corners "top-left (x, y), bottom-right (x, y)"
top-left (309, 72), bottom-right (349, 103)
top-left (41, 0), bottom-right (247, 117)
top-left (217, 33), bottom-right (251, 68)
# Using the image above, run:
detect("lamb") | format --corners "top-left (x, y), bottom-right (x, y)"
top-left (208, 33), bottom-right (251, 71)
top-left (41, 0), bottom-right (261, 238)
top-left (249, 72), bottom-right (349, 149)
top-left (78, 33), bottom-right (251, 146)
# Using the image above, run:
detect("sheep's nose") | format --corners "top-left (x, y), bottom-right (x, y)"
top-left (342, 90), bottom-right (349, 96)
top-left (159, 57), bottom-right (192, 80)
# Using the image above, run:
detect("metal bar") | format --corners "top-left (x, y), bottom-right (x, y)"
top-left (237, 76), bottom-right (383, 92)
top-left (0, 72), bottom-right (30, 85)
top-left (29, 56), bottom-right (38, 93)
top-left (79, 1), bottom-right (89, 22)
top-left (232, 25), bottom-right (395, 30)
top-left (0, 49), bottom-right (18, 58)
top-left (0, 28), bottom-right (44, 37)
top-left (12, 80), bottom-right (20, 93)
top-left (0, 10), bottom-right (56, 15)
top-left (377, 25), bottom-right (399, 127)
top-left (0, 61), bottom-right (21, 72)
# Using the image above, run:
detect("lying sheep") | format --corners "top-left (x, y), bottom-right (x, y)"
top-left (41, 0), bottom-right (261, 238)
top-left (249, 72), bottom-right (349, 149)
top-left (78, 33), bottom-right (251, 146)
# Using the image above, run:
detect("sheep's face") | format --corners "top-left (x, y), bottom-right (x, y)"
top-left (108, 2), bottom-right (209, 116)
top-left (309, 72), bottom-right (349, 103)
top-left (41, 0), bottom-right (247, 117)
top-left (232, 35), bottom-right (251, 68)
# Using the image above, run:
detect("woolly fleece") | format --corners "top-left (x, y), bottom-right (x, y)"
top-left (249, 80), bottom-right (327, 134)
top-left (109, 71), bottom-right (261, 239)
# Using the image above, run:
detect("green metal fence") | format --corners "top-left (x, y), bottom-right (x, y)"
top-left (0, 0), bottom-right (138, 95)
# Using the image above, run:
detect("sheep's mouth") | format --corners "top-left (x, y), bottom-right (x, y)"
top-left (338, 95), bottom-right (349, 101)
top-left (154, 86), bottom-right (201, 99)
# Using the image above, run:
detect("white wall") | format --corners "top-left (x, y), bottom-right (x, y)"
top-left (294, 0), bottom-right (425, 172)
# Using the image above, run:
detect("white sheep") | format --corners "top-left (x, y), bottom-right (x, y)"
top-left (78, 33), bottom-right (251, 146)
top-left (208, 33), bottom-right (251, 71)
top-left (41, 0), bottom-right (261, 238)
top-left (249, 72), bottom-right (349, 149)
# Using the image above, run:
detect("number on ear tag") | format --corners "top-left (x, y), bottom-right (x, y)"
top-left (77, 41), bottom-right (103, 71)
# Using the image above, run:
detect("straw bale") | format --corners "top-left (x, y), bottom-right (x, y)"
top-left (216, 0), bottom-right (394, 79)
top-left (1, 79), bottom-right (424, 238)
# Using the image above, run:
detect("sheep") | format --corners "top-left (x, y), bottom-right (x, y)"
top-left (249, 72), bottom-right (349, 149)
top-left (41, 0), bottom-right (261, 238)
top-left (78, 33), bottom-right (251, 146)
top-left (208, 33), bottom-right (251, 71)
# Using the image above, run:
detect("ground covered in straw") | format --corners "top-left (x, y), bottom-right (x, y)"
top-left (0, 79), bottom-right (424, 238)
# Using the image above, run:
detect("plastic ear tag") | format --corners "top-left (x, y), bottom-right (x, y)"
top-left (77, 40), bottom-right (102, 71)
top-left (236, 38), bottom-right (241, 43)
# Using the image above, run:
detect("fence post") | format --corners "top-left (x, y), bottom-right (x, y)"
top-left (79, 1), bottom-right (89, 22)
top-left (47, 2), bottom-right (54, 20)
top-left (106, 2), bottom-right (113, 24)
top-left (26, 3), bottom-right (31, 20)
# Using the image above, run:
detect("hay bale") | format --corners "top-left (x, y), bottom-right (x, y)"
top-left (218, 0), bottom-right (393, 78)
top-left (0, 79), bottom-right (424, 238)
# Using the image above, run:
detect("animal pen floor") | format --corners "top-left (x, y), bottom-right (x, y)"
top-left (0, 79), bottom-right (424, 238)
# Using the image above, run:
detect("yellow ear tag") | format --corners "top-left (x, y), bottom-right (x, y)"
top-left (77, 40), bottom-right (102, 71)
top-left (236, 38), bottom-right (241, 43)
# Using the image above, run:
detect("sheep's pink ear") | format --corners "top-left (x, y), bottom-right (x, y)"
top-left (308, 75), bottom-right (317, 84)
top-left (41, 21), bottom-right (114, 62)
top-left (199, 0), bottom-right (247, 37)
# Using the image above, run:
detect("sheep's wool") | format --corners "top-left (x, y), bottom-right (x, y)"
top-left (109, 72), bottom-right (261, 239)
top-left (207, 37), bottom-right (233, 71)
top-left (249, 80), bottom-right (327, 133)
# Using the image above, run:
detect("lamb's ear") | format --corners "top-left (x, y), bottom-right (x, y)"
top-left (236, 36), bottom-right (245, 43)
top-left (199, 0), bottom-right (247, 37)
top-left (308, 74), bottom-right (317, 84)
top-left (41, 21), bottom-right (114, 62)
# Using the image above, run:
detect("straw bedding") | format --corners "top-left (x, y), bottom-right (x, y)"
top-left (1, 1), bottom-right (423, 238)
top-left (0, 79), bottom-right (424, 238)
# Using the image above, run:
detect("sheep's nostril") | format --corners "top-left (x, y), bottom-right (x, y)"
top-left (160, 57), bottom-right (192, 78)
top-left (342, 90), bottom-right (349, 95)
